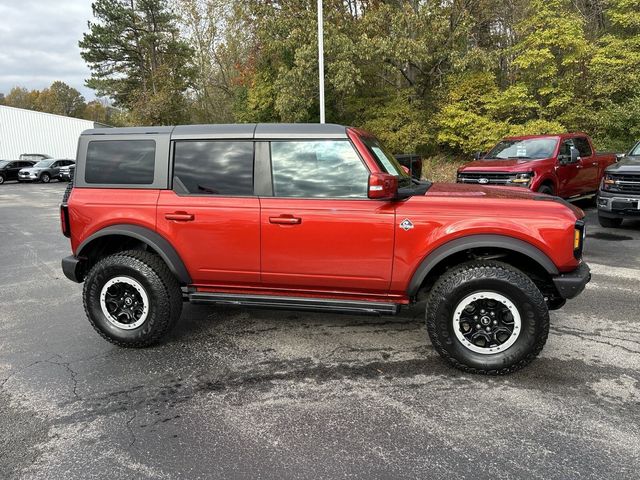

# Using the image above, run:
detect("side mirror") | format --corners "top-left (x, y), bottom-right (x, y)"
top-left (368, 172), bottom-right (398, 200)
top-left (474, 151), bottom-right (485, 161)
top-left (401, 165), bottom-right (410, 175)
top-left (570, 147), bottom-right (579, 164)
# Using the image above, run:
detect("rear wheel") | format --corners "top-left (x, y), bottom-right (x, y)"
top-left (83, 250), bottom-right (182, 347)
top-left (426, 261), bottom-right (549, 375)
top-left (0, 174), bottom-right (4, 185)
top-left (598, 214), bottom-right (623, 228)
top-left (40, 173), bottom-right (50, 183)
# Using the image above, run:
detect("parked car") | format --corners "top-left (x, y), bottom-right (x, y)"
top-left (60, 123), bottom-right (590, 375)
top-left (19, 153), bottom-right (51, 162)
top-left (18, 159), bottom-right (75, 183)
top-left (395, 154), bottom-right (423, 180)
top-left (597, 140), bottom-right (640, 227)
top-left (456, 134), bottom-right (617, 199)
top-left (0, 159), bottom-right (36, 184)
top-left (59, 164), bottom-right (75, 182)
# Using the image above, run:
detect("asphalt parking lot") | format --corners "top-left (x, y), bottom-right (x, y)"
top-left (1, 182), bottom-right (639, 479)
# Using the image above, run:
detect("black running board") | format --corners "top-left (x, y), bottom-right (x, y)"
top-left (189, 292), bottom-right (400, 316)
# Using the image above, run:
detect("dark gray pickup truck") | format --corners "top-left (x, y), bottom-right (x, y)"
top-left (597, 141), bottom-right (640, 227)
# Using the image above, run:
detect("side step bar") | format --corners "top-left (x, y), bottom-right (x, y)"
top-left (189, 292), bottom-right (400, 316)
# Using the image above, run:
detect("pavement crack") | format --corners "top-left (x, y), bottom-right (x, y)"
top-left (47, 355), bottom-right (81, 400)
top-left (126, 411), bottom-right (138, 448)
top-left (551, 326), bottom-right (640, 354)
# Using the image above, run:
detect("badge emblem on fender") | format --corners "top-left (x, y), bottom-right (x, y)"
top-left (399, 219), bottom-right (414, 231)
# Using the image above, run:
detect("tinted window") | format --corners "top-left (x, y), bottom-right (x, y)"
top-left (173, 141), bottom-right (254, 195)
top-left (574, 137), bottom-right (592, 157)
top-left (560, 139), bottom-right (575, 156)
top-left (486, 138), bottom-right (558, 160)
top-left (85, 140), bottom-right (155, 184)
top-left (271, 141), bottom-right (369, 198)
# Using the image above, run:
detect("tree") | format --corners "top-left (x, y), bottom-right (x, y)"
top-left (80, 0), bottom-right (195, 125)
top-left (3, 87), bottom-right (40, 110)
top-left (36, 81), bottom-right (86, 117)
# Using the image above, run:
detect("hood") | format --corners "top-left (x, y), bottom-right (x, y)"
top-left (606, 155), bottom-right (640, 174)
top-left (459, 158), bottom-right (551, 172)
top-left (20, 167), bottom-right (41, 173)
top-left (424, 183), bottom-right (584, 218)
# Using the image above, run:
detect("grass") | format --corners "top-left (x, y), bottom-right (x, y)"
top-left (419, 154), bottom-right (467, 183)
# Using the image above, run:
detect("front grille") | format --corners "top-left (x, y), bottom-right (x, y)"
top-left (608, 174), bottom-right (640, 194)
top-left (457, 172), bottom-right (513, 184)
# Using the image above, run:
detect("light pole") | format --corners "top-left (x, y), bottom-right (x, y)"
top-left (317, 0), bottom-right (325, 124)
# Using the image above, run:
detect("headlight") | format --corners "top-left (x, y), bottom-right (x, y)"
top-left (509, 172), bottom-right (533, 186)
top-left (602, 174), bottom-right (615, 191)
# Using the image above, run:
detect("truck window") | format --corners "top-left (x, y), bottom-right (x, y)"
top-left (173, 141), bottom-right (254, 196)
top-left (559, 139), bottom-right (575, 157)
top-left (486, 138), bottom-right (558, 160)
top-left (85, 140), bottom-right (155, 184)
top-left (270, 140), bottom-right (368, 198)
top-left (574, 137), bottom-right (592, 157)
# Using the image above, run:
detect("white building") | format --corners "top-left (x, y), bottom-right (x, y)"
top-left (0, 105), bottom-right (106, 159)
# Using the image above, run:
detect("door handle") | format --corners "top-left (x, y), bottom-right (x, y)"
top-left (269, 215), bottom-right (302, 225)
top-left (165, 212), bottom-right (194, 222)
top-left (592, 162), bottom-right (598, 166)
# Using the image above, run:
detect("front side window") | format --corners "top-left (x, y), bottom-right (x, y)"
top-left (631, 142), bottom-right (640, 156)
top-left (85, 140), bottom-right (155, 184)
top-left (361, 136), bottom-right (412, 188)
top-left (270, 140), bottom-right (369, 198)
top-left (173, 141), bottom-right (254, 195)
top-left (574, 137), bottom-right (592, 157)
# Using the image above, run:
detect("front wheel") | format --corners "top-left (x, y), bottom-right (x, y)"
top-left (40, 173), bottom-right (50, 183)
top-left (83, 250), bottom-right (182, 347)
top-left (598, 214), bottom-right (623, 228)
top-left (537, 184), bottom-right (554, 195)
top-left (0, 174), bottom-right (4, 185)
top-left (426, 261), bottom-right (549, 375)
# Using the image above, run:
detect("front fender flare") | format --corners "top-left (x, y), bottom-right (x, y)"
top-left (407, 234), bottom-right (559, 297)
top-left (77, 224), bottom-right (192, 284)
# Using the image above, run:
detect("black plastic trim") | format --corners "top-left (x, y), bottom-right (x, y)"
top-left (552, 263), bottom-right (591, 299)
top-left (61, 255), bottom-right (83, 283)
top-left (189, 292), bottom-right (400, 315)
top-left (77, 224), bottom-right (192, 284)
top-left (407, 234), bottom-right (560, 297)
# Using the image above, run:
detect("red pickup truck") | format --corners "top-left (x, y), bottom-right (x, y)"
top-left (457, 134), bottom-right (617, 199)
top-left (61, 124), bottom-right (590, 375)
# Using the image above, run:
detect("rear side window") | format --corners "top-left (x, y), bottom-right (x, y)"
top-left (85, 140), bottom-right (155, 184)
top-left (270, 140), bottom-right (369, 198)
top-left (173, 141), bottom-right (254, 195)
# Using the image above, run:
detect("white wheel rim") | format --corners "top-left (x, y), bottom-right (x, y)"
top-left (452, 291), bottom-right (522, 355)
top-left (100, 276), bottom-right (149, 330)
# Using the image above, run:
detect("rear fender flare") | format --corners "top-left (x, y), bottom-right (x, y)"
top-left (77, 224), bottom-right (191, 284)
top-left (407, 234), bottom-right (559, 297)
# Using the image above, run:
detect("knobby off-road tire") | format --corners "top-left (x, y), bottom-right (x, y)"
top-left (83, 250), bottom-right (182, 347)
top-left (598, 214), bottom-right (623, 228)
top-left (426, 261), bottom-right (550, 375)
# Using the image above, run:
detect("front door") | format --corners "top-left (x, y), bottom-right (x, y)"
top-left (260, 139), bottom-right (395, 294)
top-left (5, 162), bottom-right (20, 181)
top-left (556, 139), bottom-right (582, 197)
top-left (156, 140), bottom-right (261, 287)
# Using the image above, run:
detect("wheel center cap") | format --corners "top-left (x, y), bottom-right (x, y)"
top-left (124, 297), bottom-right (133, 306)
top-left (480, 315), bottom-right (491, 326)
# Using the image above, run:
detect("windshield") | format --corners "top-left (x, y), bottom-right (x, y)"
top-left (0, 161), bottom-right (8, 168)
top-left (34, 160), bottom-right (54, 168)
top-left (361, 136), bottom-right (412, 188)
top-left (630, 142), bottom-right (640, 156)
top-left (485, 138), bottom-right (559, 160)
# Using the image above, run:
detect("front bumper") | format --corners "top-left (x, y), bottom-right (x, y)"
top-left (552, 263), bottom-right (591, 299)
top-left (597, 190), bottom-right (640, 218)
top-left (62, 256), bottom-right (84, 283)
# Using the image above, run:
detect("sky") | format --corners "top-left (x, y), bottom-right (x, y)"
top-left (0, 0), bottom-right (96, 99)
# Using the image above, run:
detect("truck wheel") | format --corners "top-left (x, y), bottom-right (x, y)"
top-left (40, 173), bottom-right (51, 183)
top-left (426, 261), bottom-right (549, 375)
top-left (83, 250), bottom-right (182, 347)
top-left (598, 215), bottom-right (623, 228)
top-left (537, 184), bottom-right (554, 195)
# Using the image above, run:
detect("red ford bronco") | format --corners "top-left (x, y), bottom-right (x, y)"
top-left (61, 124), bottom-right (590, 374)
top-left (457, 133), bottom-right (617, 199)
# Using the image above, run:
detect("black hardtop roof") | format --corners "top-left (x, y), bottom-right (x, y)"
top-left (81, 123), bottom-right (349, 139)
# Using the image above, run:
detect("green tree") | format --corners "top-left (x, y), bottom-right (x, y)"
top-left (80, 0), bottom-right (195, 125)
top-left (36, 81), bottom-right (86, 117)
top-left (3, 87), bottom-right (40, 110)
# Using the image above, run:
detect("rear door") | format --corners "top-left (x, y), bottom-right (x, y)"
top-left (5, 162), bottom-right (20, 180)
top-left (156, 140), bottom-right (261, 287)
top-left (574, 136), bottom-right (598, 193)
top-left (259, 139), bottom-right (395, 294)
